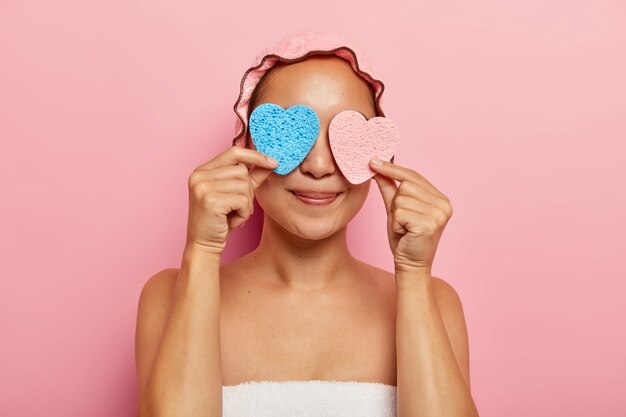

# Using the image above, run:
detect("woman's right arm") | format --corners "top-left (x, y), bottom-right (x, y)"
top-left (136, 245), bottom-right (223, 417)
top-left (135, 146), bottom-right (279, 417)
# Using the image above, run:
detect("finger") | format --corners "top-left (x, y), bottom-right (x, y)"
top-left (199, 146), bottom-right (279, 171)
top-left (248, 164), bottom-right (277, 190)
top-left (394, 189), bottom-right (452, 232)
top-left (190, 164), bottom-right (249, 185)
top-left (393, 208), bottom-right (422, 234)
top-left (210, 178), bottom-right (253, 199)
top-left (396, 180), bottom-right (448, 211)
top-left (391, 209), bottom-right (408, 234)
top-left (200, 181), bottom-right (252, 226)
top-left (372, 173), bottom-right (398, 215)
top-left (192, 159), bottom-right (273, 195)
top-left (219, 193), bottom-right (252, 229)
top-left (393, 194), bottom-right (436, 216)
top-left (395, 209), bottom-right (439, 236)
top-left (369, 158), bottom-right (445, 198)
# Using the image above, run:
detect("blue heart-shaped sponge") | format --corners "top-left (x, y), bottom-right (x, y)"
top-left (249, 103), bottom-right (320, 175)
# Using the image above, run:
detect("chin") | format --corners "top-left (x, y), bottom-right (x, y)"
top-left (289, 219), bottom-right (345, 240)
top-left (259, 201), bottom-right (348, 240)
top-left (269, 201), bottom-right (347, 239)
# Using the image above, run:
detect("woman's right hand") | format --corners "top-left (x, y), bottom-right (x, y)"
top-left (185, 146), bottom-right (279, 255)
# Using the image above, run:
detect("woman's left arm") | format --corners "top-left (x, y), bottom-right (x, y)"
top-left (369, 158), bottom-right (480, 417)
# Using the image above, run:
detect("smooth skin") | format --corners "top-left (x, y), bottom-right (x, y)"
top-left (135, 56), bottom-right (478, 416)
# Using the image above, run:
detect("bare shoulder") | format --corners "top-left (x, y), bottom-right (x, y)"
top-left (353, 260), bottom-right (396, 287)
top-left (136, 268), bottom-right (180, 332)
top-left (430, 276), bottom-right (464, 307)
top-left (139, 268), bottom-right (179, 300)
top-left (357, 263), bottom-right (465, 308)
top-left (135, 268), bottom-right (187, 402)
top-left (352, 260), bottom-right (465, 307)
top-left (430, 275), bottom-right (472, 391)
top-left (356, 264), bottom-right (471, 390)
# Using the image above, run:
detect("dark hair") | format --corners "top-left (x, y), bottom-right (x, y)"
top-left (245, 69), bottom-right (277, 147)
top-left (245, 60), bottom-right (378, 148)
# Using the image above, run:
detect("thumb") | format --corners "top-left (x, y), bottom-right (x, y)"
top-left (372, 173), bottom-right (397, 215)
top-left (248, 164), bottom-right (276, 190)
top-left (373, 174), bottom-right (406, 235)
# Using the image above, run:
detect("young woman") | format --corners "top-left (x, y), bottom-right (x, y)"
top-left (135, 31), bottom-right (479, 417)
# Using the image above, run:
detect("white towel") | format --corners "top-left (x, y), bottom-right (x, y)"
top-left (222, 380), bottom-right (397, 417)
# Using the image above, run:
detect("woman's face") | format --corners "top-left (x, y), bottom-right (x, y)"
top-left (247, 55), bottom-right (377, 240)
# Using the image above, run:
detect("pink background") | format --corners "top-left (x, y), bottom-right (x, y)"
top-left (1, 1), bottom-right (625, 416)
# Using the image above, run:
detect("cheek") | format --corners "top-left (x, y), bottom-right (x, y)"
top-left (339, 181), bottom-right (372, 214)
top-left (253, 175), bottom-right (286, 208)
top-left (349, 180), bottom-right (371, 199)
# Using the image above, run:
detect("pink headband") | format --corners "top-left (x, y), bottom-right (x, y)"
top-left (230, 30), bottom-right (387, 148)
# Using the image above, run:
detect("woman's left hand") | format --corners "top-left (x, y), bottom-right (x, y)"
top-left (369, 158), bottom-right (453, 274)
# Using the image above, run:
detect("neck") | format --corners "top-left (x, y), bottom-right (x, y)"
top-left (246, 213), bottom-right (359, 291)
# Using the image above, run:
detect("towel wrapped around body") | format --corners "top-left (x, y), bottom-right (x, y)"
top-left (222, 380), bottom-right (397, 417)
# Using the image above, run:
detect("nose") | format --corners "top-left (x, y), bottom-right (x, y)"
top-left (298, 124), bottom-right (337, 178)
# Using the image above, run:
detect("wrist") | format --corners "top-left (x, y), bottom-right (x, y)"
top-left (184, 237), bottom-right (224, 255)
top-left (395, 266), bottom-right (433, 292)
top-left (178, 243), bottom-right (222, 286)
top-left (183, 241), bottom-right (223, 263)
top-left (394, 261), bottom-right (432, 277)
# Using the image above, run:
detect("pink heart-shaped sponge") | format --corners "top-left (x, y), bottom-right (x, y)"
top-left (329, 110), bottom-right (400, 184)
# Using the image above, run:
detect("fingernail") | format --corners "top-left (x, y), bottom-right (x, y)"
top-left (267, 156), bottom-right (278, 165)
top-left (370, 158), bottom-right (383, 166)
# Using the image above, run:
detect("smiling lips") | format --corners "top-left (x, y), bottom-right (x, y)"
top-left (290, 190), bottom-right (341, 206)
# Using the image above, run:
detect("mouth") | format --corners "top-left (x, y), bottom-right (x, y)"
top-left (289, 190), bottom-right (343, 206)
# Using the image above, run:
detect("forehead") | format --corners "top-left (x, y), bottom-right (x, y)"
top-left (258, 56), bottom-right (376, 120)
